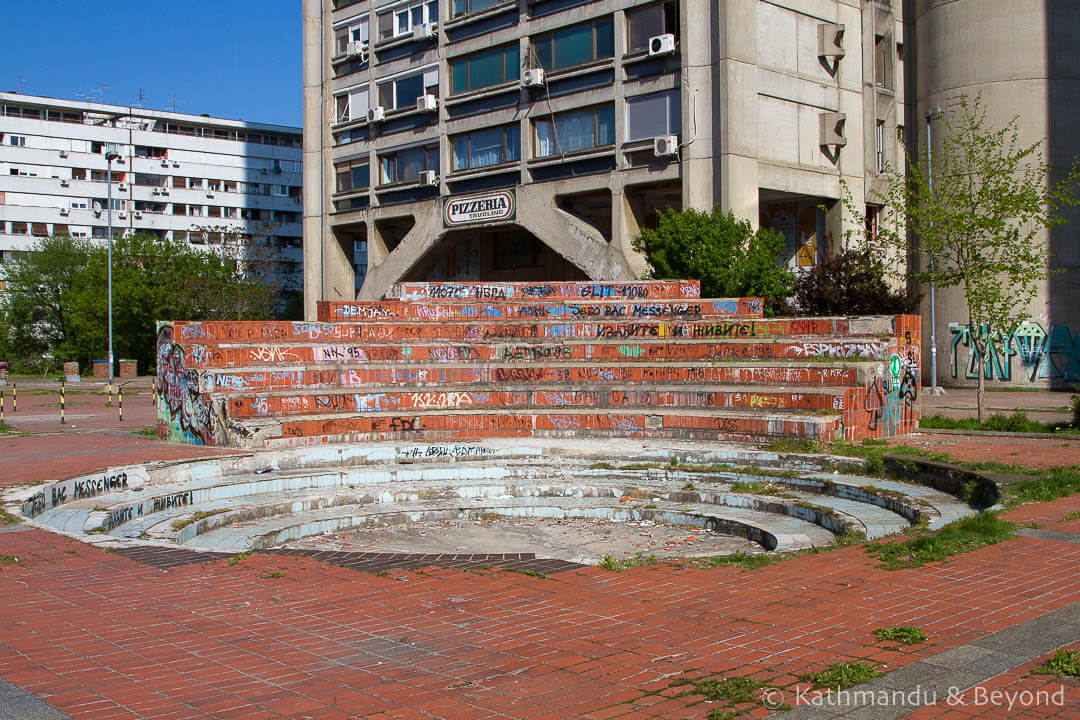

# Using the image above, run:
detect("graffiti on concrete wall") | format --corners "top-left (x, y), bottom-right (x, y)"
top-left (157, 323), bottom-right (214, 445)
top-left (949, 322), bottom-right (1080, 382)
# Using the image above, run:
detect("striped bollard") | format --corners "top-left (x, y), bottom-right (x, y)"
top-left (118, 386), bottom-right (123, 422)
top-left (1, 389), bottom-right (4, 422)
top-left (60, 380), bottom-right (65, 425)
top-left (11, 382), bottom-right (15, 413)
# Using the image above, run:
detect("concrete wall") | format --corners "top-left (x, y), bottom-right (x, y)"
top-left (914, 0), bottom-right (1080, 387)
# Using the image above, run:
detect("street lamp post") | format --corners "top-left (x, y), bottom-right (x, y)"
top-left (105, 147), bottom-right (121, 394)
top-left (925, 108), bottom-right (945, 396)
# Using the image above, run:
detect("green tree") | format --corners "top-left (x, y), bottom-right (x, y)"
top-left (633, 207), bottom-right (795, 315)
top-left (794, 248), bottom-right (916, 316)
top-left (0, 232), bottom-right (277, 372)
top-left (855, 95), bottom-right (1080, 420)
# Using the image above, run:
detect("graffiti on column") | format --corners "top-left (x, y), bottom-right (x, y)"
top-left (157, 323), bottom-right (214, 445)
top-left (949, 322), bottom-right (1080, 382)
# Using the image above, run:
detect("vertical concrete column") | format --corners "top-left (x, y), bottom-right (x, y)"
top-left (302, 0), bottom-right (327, 319)
top-left (706, 0), bottom-right (759, 225)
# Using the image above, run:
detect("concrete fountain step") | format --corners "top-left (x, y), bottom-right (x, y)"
top-left (168, 316), bottom-right (883, 345)
top-left (201, 362), bottom-right (873, 393)
top-left (183, 338), bottom-right (897, 370)
top-left (387, 279), bottom-right (703, 301)
top-left (220, 383), bottom-right (851, 420)
top-left (316, 298), bottom-right (763, 323)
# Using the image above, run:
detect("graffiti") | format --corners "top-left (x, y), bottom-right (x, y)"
top-left (73, 472), bottom-right (128, 500)
top-left (397, 445), bottom-right (496, 459)
top-left (157, 324), bottom-right (214, 445)
top-left (950, 322), bottom-right (1080, 382)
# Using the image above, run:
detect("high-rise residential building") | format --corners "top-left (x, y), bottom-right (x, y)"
top-left (0, 93), bottom-right (304, 299)
top-left (302, 0), bottom-right (905, 314)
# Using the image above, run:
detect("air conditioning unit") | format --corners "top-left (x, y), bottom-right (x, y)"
top-left (160, 188), bottom-right (169, 196)
top-left (819, 111), bottom-right (847, 147)
top-left (60, 179), bottom-right (70, 187)
top-left (418, 170), bottom-right (438, 186)
top-left (413, 23), bottom-right (437, 40)
top-left (522, 68), bottom-right (546, 87)
top-left (648, 34), bottom-right (676, 57)
top-left (94, 210), bottom-right (103, 218)
top-left (152, 188), bottom-right (160, 195)
top-left (346, 40), bottom-right (369, 61)
top-left (118, 184), bottom-right (127, 191)
top-left (134, 211), bottom-right (143, 219)
top-left (172, 161), bottom-right (180, 167)
top-left (58, 150), bottom-right (68, 158)
top-left (817, 23), bottom-right (845, 59)
top-left (368, 105), bottom-right (386, 122)
top-left (59, 208), bottom-right (70, 216)
top-left (416, 94), bottom-right (438, 113)
top-left (161, 159), bottom-right (169, 167)
top-left (118, 212), bottom-right (128, 219)
top-left (653, 135), bottom-right (679, 157)
top-left (206, 191), bottom-right (214, 198)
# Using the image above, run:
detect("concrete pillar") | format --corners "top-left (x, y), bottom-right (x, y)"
top-left (302, 0), bottom-right (327, 320)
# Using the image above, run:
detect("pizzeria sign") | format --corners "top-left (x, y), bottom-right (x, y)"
top-left (444, 190), bottom-right (515, 227)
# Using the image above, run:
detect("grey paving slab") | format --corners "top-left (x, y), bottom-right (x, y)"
top-left (1017, 527), bottom-right (1080, 544)
top-left (782, 601), bottom-right (1080, 720)
top-left (0, 679), bottom-right (74, 720)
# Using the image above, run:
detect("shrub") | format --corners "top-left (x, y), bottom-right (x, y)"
top-left (634, 207), bottom-right (795, 315)
top-left (794, 248), bottom-right (916, 316)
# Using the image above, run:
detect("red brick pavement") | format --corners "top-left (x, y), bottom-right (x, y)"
top-left (887, 432), bottom-right (1080, 469)
top-left (0, 518), bottom-right (1078, 720)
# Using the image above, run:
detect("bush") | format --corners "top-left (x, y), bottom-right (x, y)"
top-left (634, 207), bottom-right (795, 315)
top-left (794, 248), bottom-right (916, 316)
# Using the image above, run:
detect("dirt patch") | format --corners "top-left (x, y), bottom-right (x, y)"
top-left (286, 516), bottom-right (763, 564)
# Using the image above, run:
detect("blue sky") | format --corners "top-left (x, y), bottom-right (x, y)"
top-left (5, 1), bottom-right (302, 127)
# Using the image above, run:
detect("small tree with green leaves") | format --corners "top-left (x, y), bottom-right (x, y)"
top-left (633, 206), bottom-right (795, 315)
top-left (852, 96), bottom-right (1080, 421)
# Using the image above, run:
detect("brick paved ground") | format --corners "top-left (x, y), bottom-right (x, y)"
top-left (0, 378), bottom-right (1077, 719)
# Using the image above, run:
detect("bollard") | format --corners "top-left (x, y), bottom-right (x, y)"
top-left (1, 388), bottom-right (4, 423)
top-left (11, 382), bottom-right (15, 413)
top-left (118, 386), bottom-right (123, 422)
top-left (60, 380), bottom-right (65, 425)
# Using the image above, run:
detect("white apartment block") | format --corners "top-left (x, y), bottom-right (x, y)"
top-left (301, 0), bottom-right (905, 314)
top-left (0, 93), bottom-right (304, 295)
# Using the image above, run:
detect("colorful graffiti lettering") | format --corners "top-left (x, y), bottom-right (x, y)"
top-left (157, 323), bottom-right (214, 445)
top-left (949, 322), bottom-right (1080, 382)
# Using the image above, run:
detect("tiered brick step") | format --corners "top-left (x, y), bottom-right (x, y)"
top-left (156, 282), bottom-right (921, 448)
top-left (389, 279), bottom-right (702, 300)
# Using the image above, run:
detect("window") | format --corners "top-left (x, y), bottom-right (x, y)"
top-left (71, 168), bottom-right (87, 181)
top-left (377, 67), bottom-right (438, 110)
top-left (270, 184), bottom-right (289, 197)
top-left (452, 125), bottom-right (520, 170)
top-left (7, 135), bottom-right (26, 147)
top-left (208, 206), bottom-right (222, 218)
top-left (380, 145), bottom-right (439, 184)
top-left (335, 17), bottom-right (370, 55)
top-left (626, 1), bottom-right (678, 53)
top-left (188, 177), bottom-right (204, 189)
top-left (531, 18), bottom-right (613, 72)
top-left (626, 90), bottom-right (680, 141)
top-left (223, 207), bottom-right (237, 218)
top-left (865, 205), bottom-right (880, 242)
top-left (378, 0), bottom-right (438, 40)
top-left (452, 0), bottom-right (499, 17)
top-left (876, 120), bottom-right (886, 172)
top-left (10, 222), bottom-right (27, 235)
top-left (134, 146), bottom-right (166, 158)
top-left (335, 86), bottom-right (370, 123)
top-left (451, 44), bottom-right (519, 94)
top-left (336, 158), bottom-right (371, 193)
top-left (874, 34), bottom-right (892, 89)
top-left (534, 105), bottom-right (614, 157)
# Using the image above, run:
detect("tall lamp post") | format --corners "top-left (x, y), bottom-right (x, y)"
top-left (925, 109), bottom-right (946, 396)
top-left (105, 145), bottom-right (121, 394)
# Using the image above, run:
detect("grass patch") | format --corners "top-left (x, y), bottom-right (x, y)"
top-left (0, 506), bottom-right (21, 525)
top-left (766, 438), bottom-right (822, 455)
top-left (873, 626), bottom-right (927, 645)
top-left (1031, 648), bottom-right (1080, 678)
top-left (227, 551), bottom-right (252, 566)
top-left (0, 421), bottom-right (16, 434)
top-left (1002, 467), bottom-right (1080, 507)
top-left (919, 412), bottom-right (1078, 434)
top-left (696, 676), bottom-right (763, 704)
top-left (261, 571), bottom-right (284, 579)
top-left (867, 512), bottom-right (1016, 570)
top-left (597, 552), bottom-right (659, 571)
top-left (1, 555), bottom-right (18, 566)
top-left (1063, 511), bottom-right (1080, 521)
top-left (619, 462), bottom-right (659, 470)
top-left (85, 525), bottom-right (108, 535)
top-left (700, 551), bottom-right (780, 570)
top-left (729, 480), bottom-right (798, 498)
top-left (171, 509), bottom-right (228, 532)
top-left (133, 425), bottom-right (158, 437)
top-left (500, 568), bottom-right (548, 579)
top-left (589, 461), bottom-right (615, 470)
top-left (799, 661), bottom-right (881, 690)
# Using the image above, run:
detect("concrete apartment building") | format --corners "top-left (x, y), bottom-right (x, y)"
top-left (0, 93), bottom-right (304, 298)
top-left (302, 0), bottom-right (905, 313)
